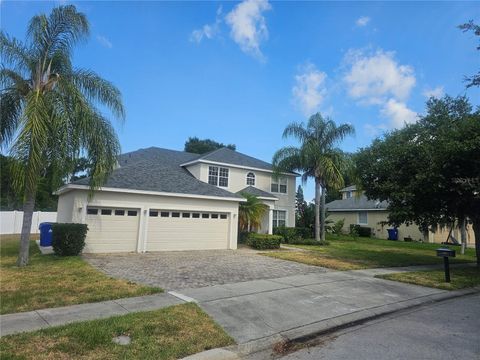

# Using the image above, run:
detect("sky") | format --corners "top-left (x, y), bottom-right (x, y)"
top-left (2, 1), bottom-right (479, 200)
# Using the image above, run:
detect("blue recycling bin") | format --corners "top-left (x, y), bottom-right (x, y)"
top-left (39, 222), bottom-right (53, 247)
top-left (387, 228), bottom-right (398, 241)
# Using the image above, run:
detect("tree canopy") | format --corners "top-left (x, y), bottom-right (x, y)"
top-left (459, 20), bottom-right (480, 88)
top-left (184, 137), bottom-right (236, 154)
top-left (355, 96), bottom-right (480, 264)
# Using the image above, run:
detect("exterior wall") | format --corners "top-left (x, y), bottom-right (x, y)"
top-left (185, 163), bottom-right (202, 179)
top-left (328, 210), bottom-right (426, 241)
top-left (57, 189), bottom-right (240, 252)
top-left (429, 225), bottom-right (475, 246)
top-left (56, 190), bottom-right (77, 223)
top-left (195, 163), bottom-right (296, 227)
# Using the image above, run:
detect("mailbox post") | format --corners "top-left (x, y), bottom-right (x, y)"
top-left (436, 248), bottom-right (456, 282)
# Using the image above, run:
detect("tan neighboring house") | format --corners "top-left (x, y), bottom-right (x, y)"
top-left (326, 186), bottom-right (476, 246)
top-left (55, 147), bottom-right (296, 253)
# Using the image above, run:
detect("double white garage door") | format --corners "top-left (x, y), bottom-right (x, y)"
top-left (85, 207), bottom-right (230, 253)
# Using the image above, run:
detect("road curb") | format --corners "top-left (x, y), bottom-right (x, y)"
top-left (181, 287), bottom-right (480, 359)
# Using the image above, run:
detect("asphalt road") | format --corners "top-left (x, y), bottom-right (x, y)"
top-left (251, 293), bottom-right (480, 360)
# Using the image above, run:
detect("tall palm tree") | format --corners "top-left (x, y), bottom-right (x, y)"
top-left (273, 113), bottom-right (354, 242)
top-left (1, 5), bottom-right (125, 266)
top-left (238, 193), bottom-right (269, 232)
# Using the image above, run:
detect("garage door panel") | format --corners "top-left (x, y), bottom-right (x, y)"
top-left (146, 212), bottom-right (229, 251)
top-left (85, 209), bottom-right (139, 253)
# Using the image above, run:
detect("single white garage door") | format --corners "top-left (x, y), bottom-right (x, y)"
top-left (146, 210), bottom-right (230, 251)
top-left (85, 207), bottom-right (140, 253)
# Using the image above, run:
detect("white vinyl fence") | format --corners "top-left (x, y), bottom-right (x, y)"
top-left (0, 211), bottom-right (57, 235)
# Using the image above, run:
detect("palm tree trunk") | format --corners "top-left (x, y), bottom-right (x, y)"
top-left (320, 185), bottom-right (326, 242)
top-left (314, 178), bottom-right (321, 242)
top-left (17, 189), bottom-right (36, 267)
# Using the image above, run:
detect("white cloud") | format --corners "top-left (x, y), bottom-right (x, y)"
top-left (292, 63), bottom-right (327, 116)
top-left (356, 16), bottom-right (370, 27)
top-left (96, 35), bottom-right (112, 49)
top-left (381, 98), bottom-right (417, 128)
top-left (364, 123), bottom-right (388, 137)
top-left (423, 86), bottom-right (444, 99)
top-left (344, 49), bottom-right (416, 105)
top-left (190, 6), bottom-right (223, 43)
top-left (225, 0), bottom-right (271, 61)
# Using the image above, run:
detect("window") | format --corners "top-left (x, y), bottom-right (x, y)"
top-left (127, 210), bottom-right (137, 216)
top-left (208, 166), bottom-right (229, 187)
top-left (271, 177), bottom-right (287, 194)
top-left (219, 167), bottom-right (229, 187)
top-left (87, 208), bottom-right (98, 215)
top-left (149, 210), bottom-right (158, 217)
top-left (172, 212), bottom-right (180, 218)
top-left (202, 213), bottom-right (209, 219)
top-left (208, 166), bottom-right (218, 185)
top-left (272, 210), bottom-right (286, 227)
top-left (182, 212), bottom-right (191, 218)
top-left (358, 211), bottom-right (368, 225)
top-left (101, 209), bottom-right (112, 215)
top-left (160, 211), bottom-right (169, 217)
top-left (220, 214), bottom-right (227, 219)
top-left (346, 191), bottom-right (352, 199)
top-left (115, 209), bottom-right (125, 216)
top-left (192, 213), bottom-right (200, 218)
top-left (211, 214), bottom-right (219, 219)
top-left (246, 172), bottom-right (255, 186)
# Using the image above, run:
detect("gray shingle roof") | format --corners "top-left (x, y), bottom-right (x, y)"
top-left (326, 194), bottom-right (388, 211)
top-left (190, 147), bottom-right (297, 175)
top-left (73, 148), bottom-right (242, 199)
top-left (237, 186), bottom-right (277, 199)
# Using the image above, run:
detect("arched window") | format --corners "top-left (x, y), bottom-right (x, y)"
top-left (246, 172), bottom-right (255, 186)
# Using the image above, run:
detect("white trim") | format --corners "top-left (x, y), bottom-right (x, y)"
top-left (257, 196), bottom-right (279, 201)
top-left (55, 184), bottom-right (245, 202)
top-left (181, 159), bottom-right (298, 176)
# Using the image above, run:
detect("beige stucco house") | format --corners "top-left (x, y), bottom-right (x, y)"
top-left (326, 186), bottom-right (476, 246)
top-left (56, 147), bottom-right (296, 253)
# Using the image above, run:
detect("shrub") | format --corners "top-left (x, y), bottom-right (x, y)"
top-left (349, 224), bottom-right (372, 237)
top-left (273, 226), bottom-right (314, 243)
top-left (238, 231), bottom-right (251, 244)
top-left (332, 219), bottom-right (345, 235)
top-left (52, 223), bottom-right (88, 256)
top-left (289, 238), bottom-right (329, 246)
top-left (246, 233), bottom-right (282, 250)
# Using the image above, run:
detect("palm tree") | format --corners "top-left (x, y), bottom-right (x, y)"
top-left (238, 193), bottom-right (269, 232)
top-left (273, 113), bottom-right (354, 242)
top-left (1, 5), bottom-right (125, 266)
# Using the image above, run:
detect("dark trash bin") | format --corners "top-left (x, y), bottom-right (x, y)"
top-left (387, 228), bottom-right (398, 241)
top-left (39, 222), bottom-right (54, 247)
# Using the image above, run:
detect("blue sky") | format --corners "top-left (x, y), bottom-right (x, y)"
top-left (2, 1), bottom-right (479, 200)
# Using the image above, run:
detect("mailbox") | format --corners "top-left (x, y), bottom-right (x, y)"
top-left (436, 247), bottom-right (455, 282)
top-left (436, 248), bottom-right (456, 258)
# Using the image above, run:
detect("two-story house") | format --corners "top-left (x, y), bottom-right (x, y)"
top-left (56, 147), bottom-right (297, 253)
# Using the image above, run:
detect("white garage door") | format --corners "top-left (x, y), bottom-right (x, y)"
top-left (146, 210), bottom-right (230, 251)
top-left (85, 207), bottom-right (140, 253)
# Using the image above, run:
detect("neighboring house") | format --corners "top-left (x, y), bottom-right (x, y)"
top-left (326, 186), bottom-right (476, 246)
top-left (56, 147), bottom-right (296, 253)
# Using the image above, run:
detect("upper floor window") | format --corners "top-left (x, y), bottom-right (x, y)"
top-left (271, 177), bottom-right (287, 194)
top-left (246, 172), bottom-right (255, 186)
top-left (208, 166), bottom-right (229, 187)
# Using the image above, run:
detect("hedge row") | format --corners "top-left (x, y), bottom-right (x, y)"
top-left (273, 226), bottom-right (313, 243)
top-left (349, 224), bottom-right (372, 237)
top-left (246, 233), bottom-right (282, 250)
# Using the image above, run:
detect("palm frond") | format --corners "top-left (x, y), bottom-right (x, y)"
top-left (0, 89), bottom-right (24, 145)
top-left (0, 32), bottom-right (32, 73)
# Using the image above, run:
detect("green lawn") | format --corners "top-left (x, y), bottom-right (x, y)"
top-left (263, 235), bottom-right (476, 270)
top-left (0, 235), bottom-right (161, 315)
top-left (0, 303), bottom-right (234, 360)
top-left (377, 267), bottom-right (480, 290)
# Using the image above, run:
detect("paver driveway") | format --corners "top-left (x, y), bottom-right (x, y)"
top-left (84, 248), bottom-right (326, 290)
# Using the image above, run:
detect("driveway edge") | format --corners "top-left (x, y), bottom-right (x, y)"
top-left (181, 286), bottom-right (480, 359)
